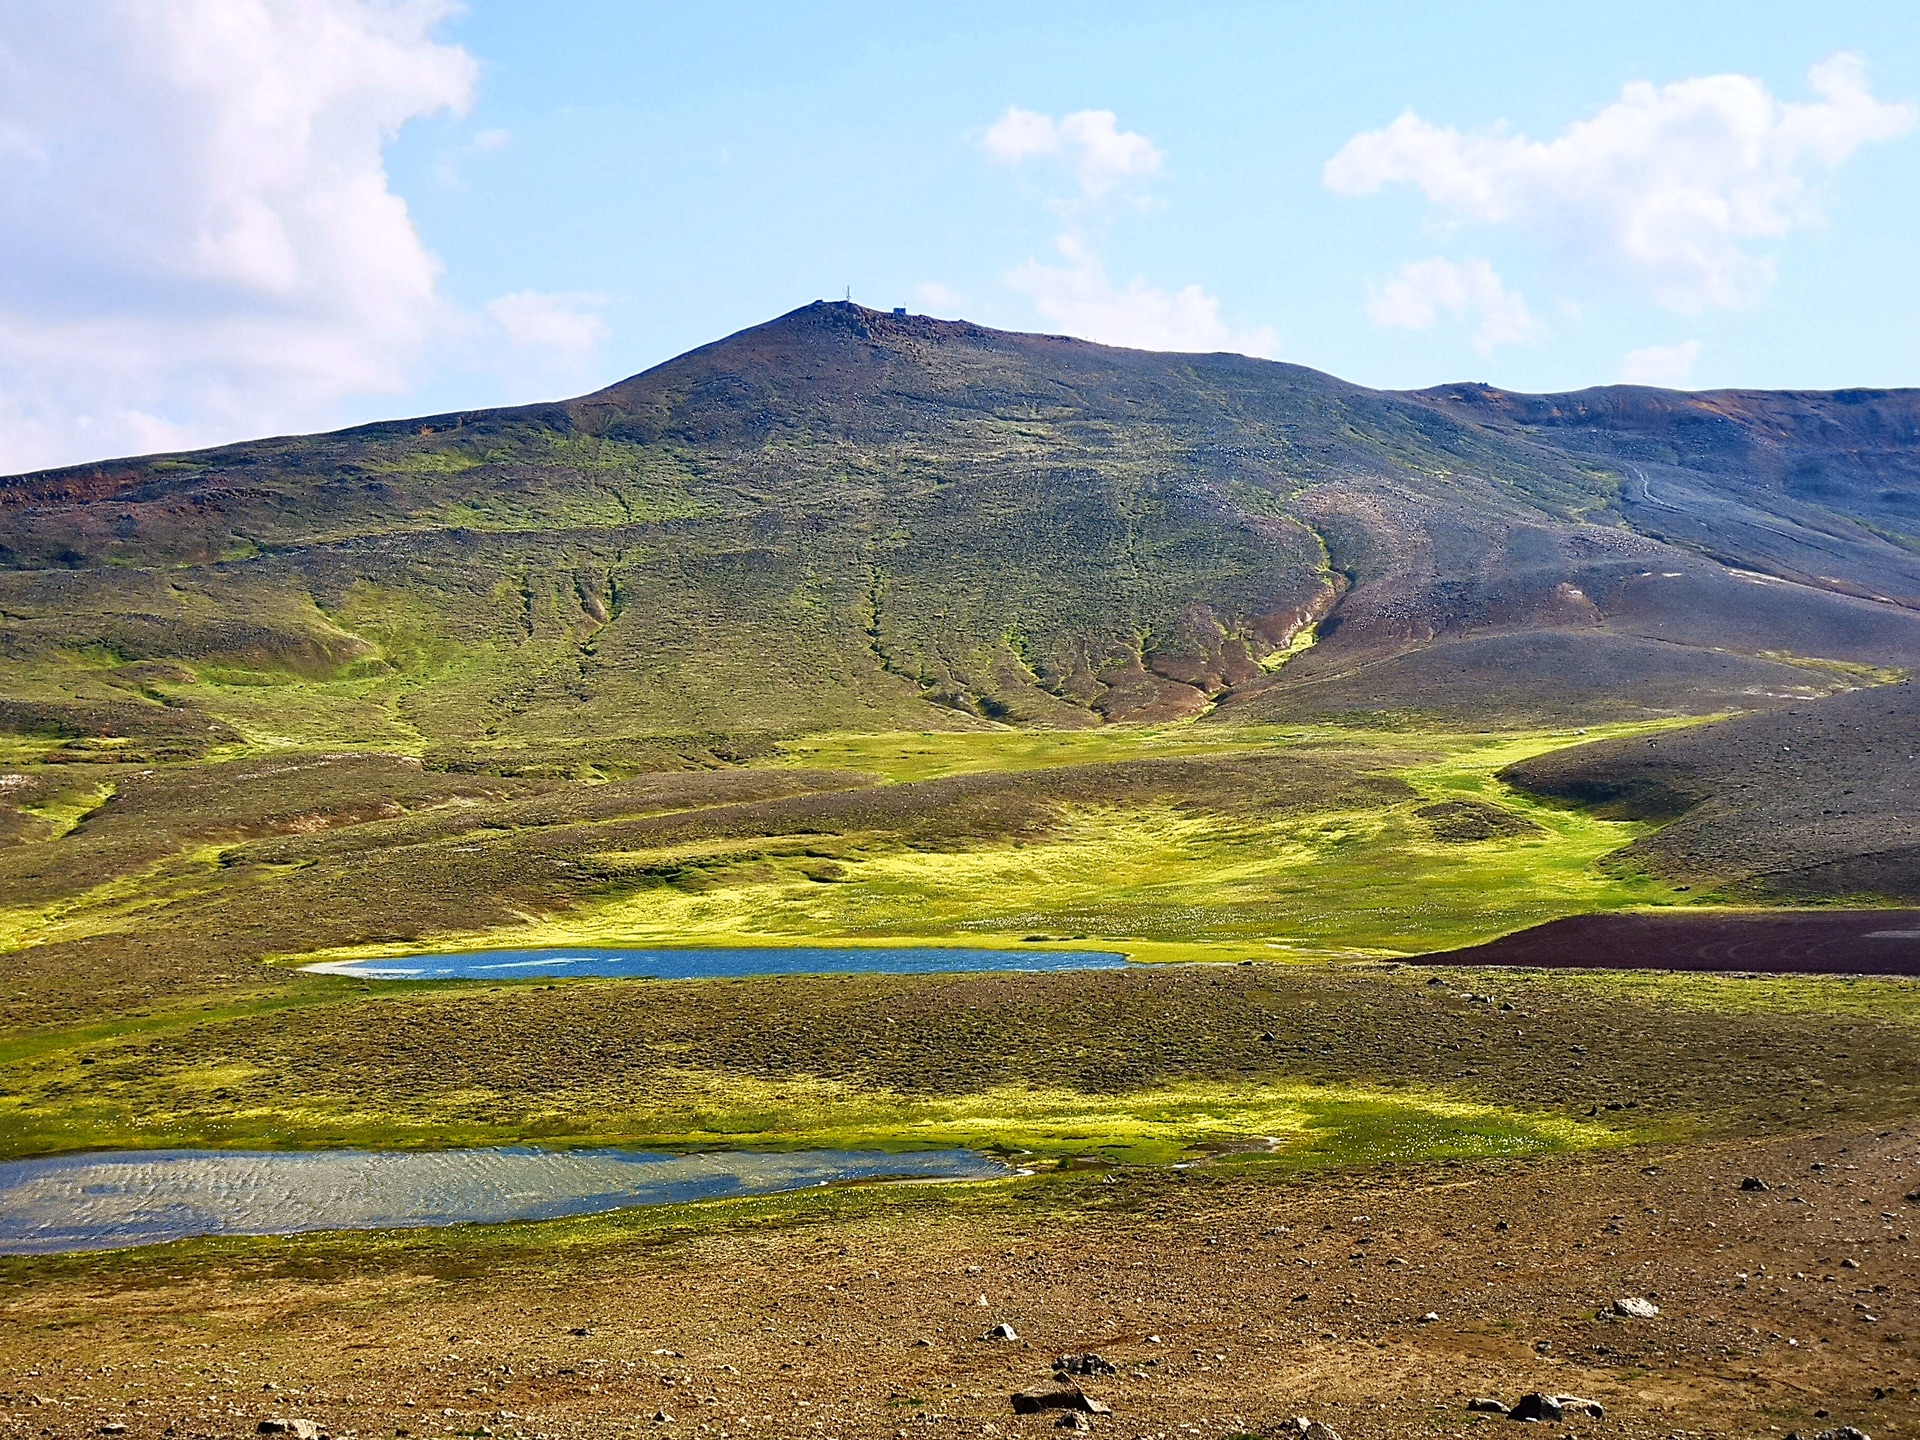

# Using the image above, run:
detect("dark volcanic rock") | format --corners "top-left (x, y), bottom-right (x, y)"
top-left (1011, 1383), bottom-right (1108, 1415)
top-left (1508, 1393), bottom-right (1604, 1422)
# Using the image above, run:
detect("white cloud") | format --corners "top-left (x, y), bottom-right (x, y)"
top-left (1367, 257), bottom-right (1544, 357)
top-left (980, 106), bottom-right (1059, 164)
top-left (981, 105), bottom-right (1162, 198)
top-left (1325, 52), bottom-right (1916, 311)
top-left (1007, 236), bottom-right (1276, 357)
top-left (914, 281), bottom-right (966, 314)
top-left (1620, 340), bottom-right (1702, 387)
top-left (472, 289), bottom-right (606, 397)
top-left (486, 291), bottom-right (609, 363)
top-left (0, 0), bottom-right (476, 472)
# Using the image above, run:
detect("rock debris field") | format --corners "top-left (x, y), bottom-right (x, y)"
top-left (3, 1124), bottom-right (1918, 1440)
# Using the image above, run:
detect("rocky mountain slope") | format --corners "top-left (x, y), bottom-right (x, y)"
top-left (4, 300), bottom-right (1919, 746)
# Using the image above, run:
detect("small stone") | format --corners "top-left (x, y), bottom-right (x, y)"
top-left (99, 1427), bottom-right (127, 1436)
top-left (1466, 1398), bottom-right (1507, 1414)
top-left (1842, 1257), bottom-right (1861, 1269)
top-left (1786, 1429), bottom-right (1871, 1440)
top-left (1741, 1176), bottom-right (1771, 1192)
top-left (256, 1422), bottom-right (323, 1440)
top-left (1611, 1296), bottom-right (1660, 1319)
top-left (1418, 1311), bottom-right (1440, 1324)
top-left (983, 1322), bottom-right (1019, 1342)
top-left (1055, 1413), bottom-right (1093, 1431)
top-left (1274, 1421), bottom-right (1341, 1440)
top-left (652, 1411), bottom-right (672, 1425)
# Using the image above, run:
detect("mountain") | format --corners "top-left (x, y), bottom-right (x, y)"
top-left (4, 299), bottom-right (1920, 754)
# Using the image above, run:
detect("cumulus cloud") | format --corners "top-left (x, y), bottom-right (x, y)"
top-left (980, 106), bottom-right (1272, 356)
top-left (1007, 236), bottom-right (1276, 357)
top-left (1367, 258), bottom-right (1544, 357)
top-left (1326, 53), bottom-right (1915, 311)
top-left (484, 290), bottom-right (610, 382)
top-left (1620, 340), bottom-right (1703, 387)
top-left (982, 105), bottom-right (1162, 198)
top-left (913, 281), bottom-right (966, 314)
top-left (0, 0), bottom-right (577, 473)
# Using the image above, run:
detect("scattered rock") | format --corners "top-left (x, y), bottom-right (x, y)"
top-left (1611, 1296), bottom-right (1660, 1319)
top-left (1418, 1311), bottom-right (1440, 1323)
top-left (1507, 1393), bottom-right (1603, 1423)
top-left (1271, 1420), bottom-right (1341, 1440)
top-left (1467, 1398), bottom-right (1508, 1415)
top-left (652, 1412), bottom-right (672, 1425)
top-left (1741, 1176), bottom-right (1771, 1192)
top-left (1055, 1413), bottom-right (1093, 1431)
top-left (983, 1322), bottom-right (1020, 1342)
top-left (1053, 1353), bottom-right (1117, 1377)
top-left (257, 1422), bottom-right (323, 1440)
top-left (1786, 1429), bottom-right (1871, 1440)
top-left (99, 1427), bottom-right (127, 1436)
top-left (1010, 1384), bottom-right (1108, 1416)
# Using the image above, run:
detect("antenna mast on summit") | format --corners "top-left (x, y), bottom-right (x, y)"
top-left (844, 285), bottom-right (851, 302)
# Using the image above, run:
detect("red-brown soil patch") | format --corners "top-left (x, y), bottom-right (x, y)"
top-left (1419, 909), bottom-right (1920, 974)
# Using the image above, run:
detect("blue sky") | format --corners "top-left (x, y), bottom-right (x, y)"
top-left (1, 1), bottom-right (1916, 470)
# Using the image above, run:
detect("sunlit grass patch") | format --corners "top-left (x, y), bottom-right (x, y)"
top-left (512, 722), bottom-right (1691, 956)
top-left (771, 723), bottom-right (1273, 784)
top-left (606, 1075), bottom-right (1624, 1169)
top-left (0, 1055), bottom-right (1625, 1169)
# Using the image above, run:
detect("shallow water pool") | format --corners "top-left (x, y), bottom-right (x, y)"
top-left (0, 1146), bottom-right (1010, 1254)
top-left (303, 944), bottom-right (1128, 981)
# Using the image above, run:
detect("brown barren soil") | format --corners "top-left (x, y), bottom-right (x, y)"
top-left (1418, 910), bottom-right (1920, 976)
top-left (3, 1128), bottom-right (1919, 1439)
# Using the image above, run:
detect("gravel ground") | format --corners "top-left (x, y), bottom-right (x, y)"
top-left (3, 1125), bottom-right (1917, 1440)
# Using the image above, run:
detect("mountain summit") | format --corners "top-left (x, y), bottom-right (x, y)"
top-left (4, 300), bottom-right (1919, 744)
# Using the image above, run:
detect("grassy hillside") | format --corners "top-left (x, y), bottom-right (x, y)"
top-left (2, 302), bottom-right (1919, 1036)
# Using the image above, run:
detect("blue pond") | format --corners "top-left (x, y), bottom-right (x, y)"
top-left (304, 944), bottom-right (1128, 981)
top-left (0, 1146), bottom-right (1012, 1255)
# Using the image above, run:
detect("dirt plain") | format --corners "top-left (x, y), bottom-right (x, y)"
top-left (3, 1123), bottom-right (1918, 1440)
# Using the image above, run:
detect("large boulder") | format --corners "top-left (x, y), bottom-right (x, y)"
top-left (1509, 1393), bottom-right (1604, 1422)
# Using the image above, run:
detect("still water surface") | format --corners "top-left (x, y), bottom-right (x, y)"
top-left (304, 944), bottom-right (1128, 981)
top-left (0, 1145), bottom-right (1010, 1254)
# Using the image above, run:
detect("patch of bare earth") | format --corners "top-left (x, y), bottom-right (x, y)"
top-left (3, 1128), bottom-right (1918, 1440)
